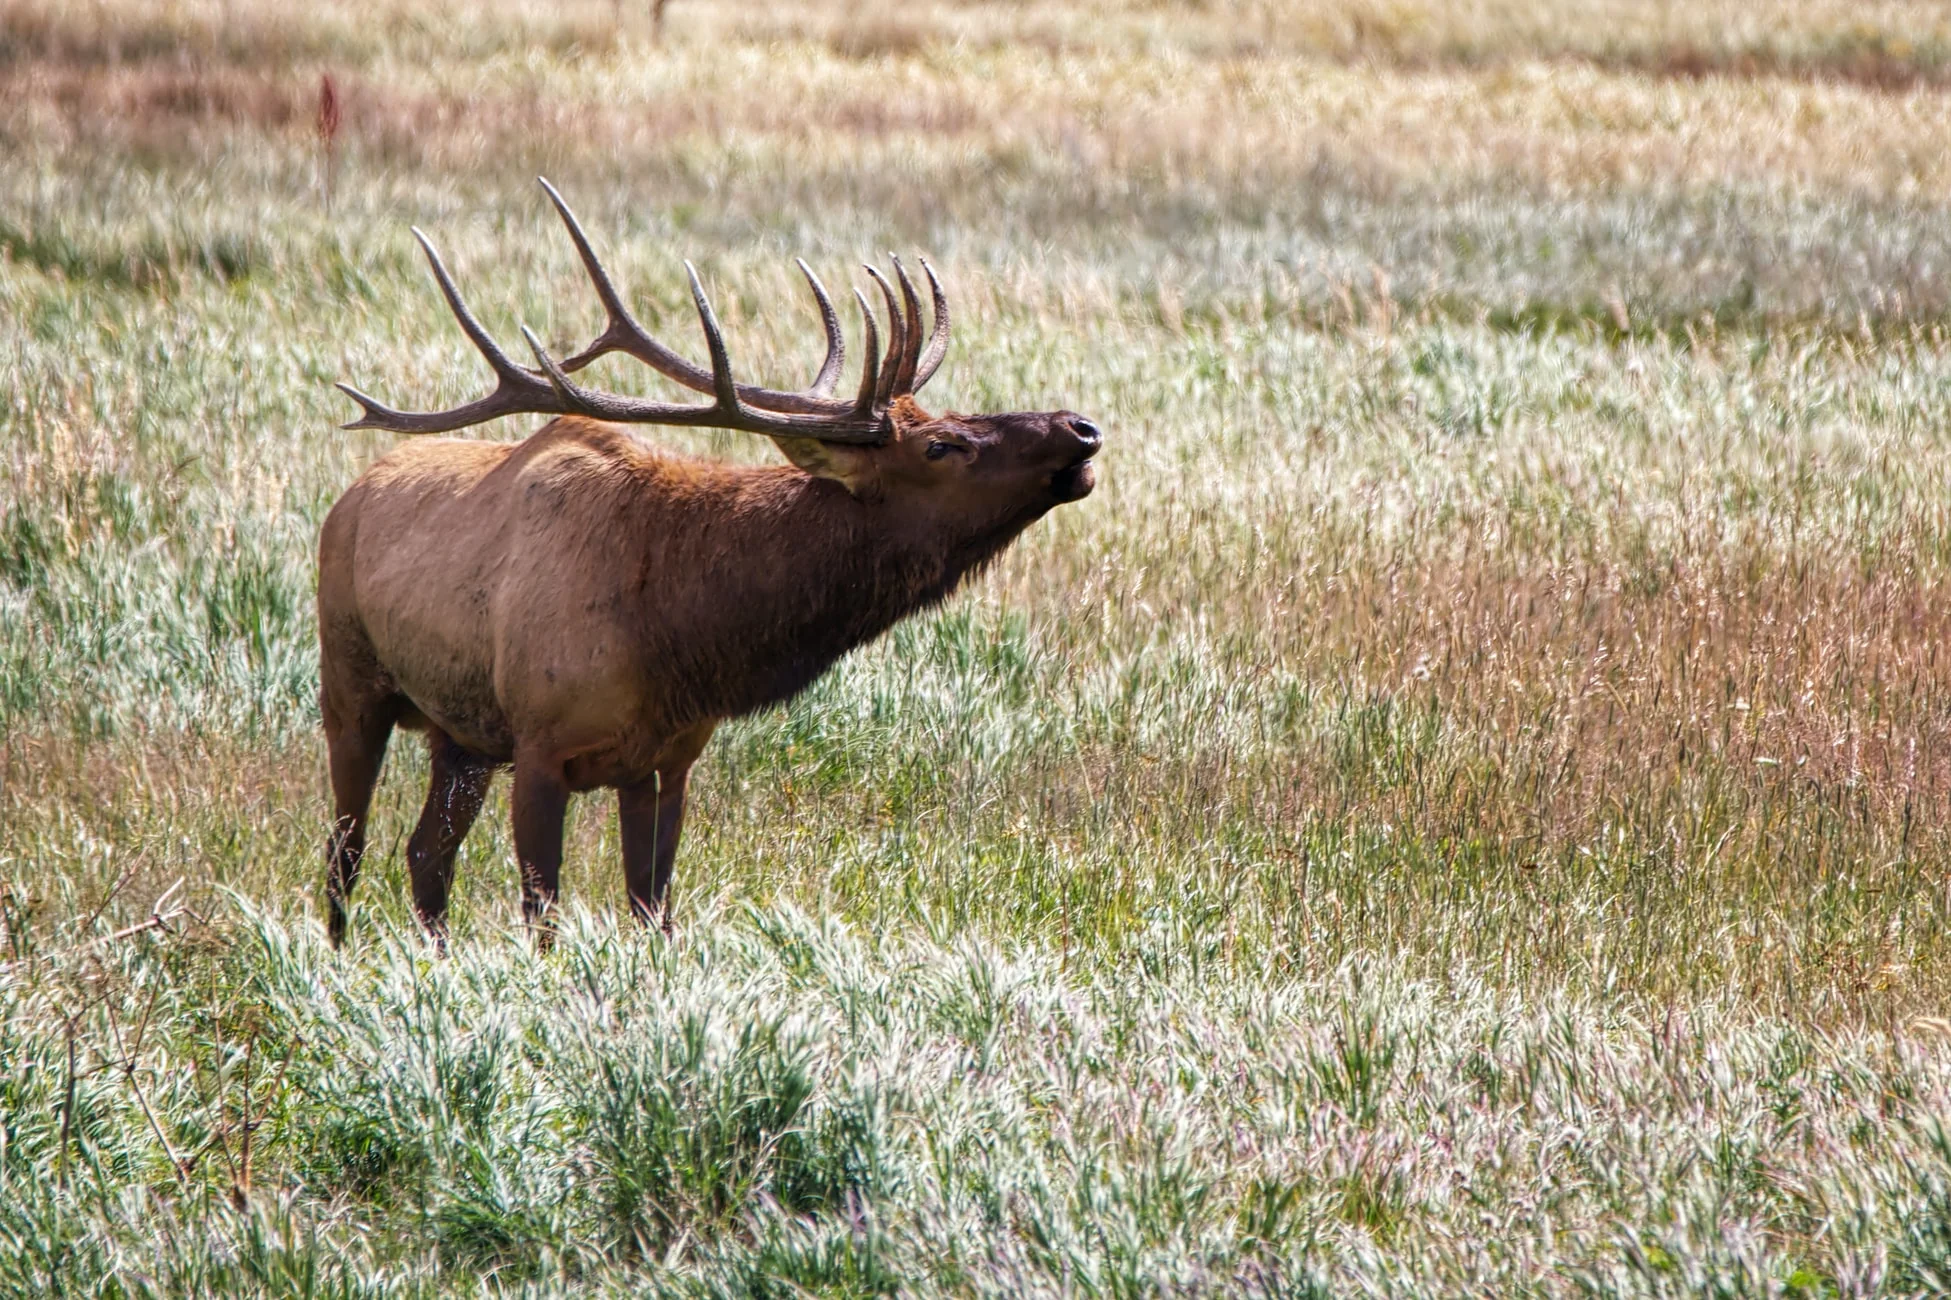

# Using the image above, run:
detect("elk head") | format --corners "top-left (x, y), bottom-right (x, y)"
top-left (338, 179), bottom-right (1101, 538)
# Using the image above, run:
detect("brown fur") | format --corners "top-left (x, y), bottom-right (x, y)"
top-left (318, 403), bottom-right (1099, 945)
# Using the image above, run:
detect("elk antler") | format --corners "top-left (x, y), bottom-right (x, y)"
top-left (337, 179), bottom-right (952, 444)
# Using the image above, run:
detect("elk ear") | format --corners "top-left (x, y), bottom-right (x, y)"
top-left (768, 436), bottom-right (878, 494)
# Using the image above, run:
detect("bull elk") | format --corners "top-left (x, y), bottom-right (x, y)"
top-left (319, 181), bottom-right (1101, 947)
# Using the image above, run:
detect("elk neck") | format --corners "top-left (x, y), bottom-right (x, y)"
top-left (624, 457), bottom-right (1037, 717)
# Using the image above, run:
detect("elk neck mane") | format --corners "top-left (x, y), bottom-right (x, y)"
top-left (565, 419), bottom-right (1040, 716)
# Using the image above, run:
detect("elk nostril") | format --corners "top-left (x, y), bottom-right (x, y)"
top-left (1070, 417), bottom-right (1102, 443)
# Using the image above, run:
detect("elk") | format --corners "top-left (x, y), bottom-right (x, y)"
top-left (320, 180), bottom-right (1101, 947)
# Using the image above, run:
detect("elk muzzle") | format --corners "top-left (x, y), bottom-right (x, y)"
top-left (1049, 415), bottom-right (1101, 503)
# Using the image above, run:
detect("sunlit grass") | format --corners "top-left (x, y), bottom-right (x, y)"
top-left (13, 905), bottom-right (1951, 1296)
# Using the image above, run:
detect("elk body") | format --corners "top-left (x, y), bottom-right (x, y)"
top-left (320, 182), bottom-right (1101, 946)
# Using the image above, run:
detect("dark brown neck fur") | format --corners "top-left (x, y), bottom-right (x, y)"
top-left (618, 451), bottom-right (1042, 723)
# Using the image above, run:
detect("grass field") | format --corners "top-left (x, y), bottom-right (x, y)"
top-left (8, 0), bottom-right (1951, 1292)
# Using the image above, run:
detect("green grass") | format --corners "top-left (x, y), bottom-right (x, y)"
top-left (10, 905), bottom-right (1951, 1296)
top-left (8, 0), bottom-right (1951, 1292)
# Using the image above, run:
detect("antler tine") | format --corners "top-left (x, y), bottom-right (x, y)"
top-left (912, 258), bottom-right (952, 393)
top-left (862, 264), bottom-right (907, 409)
top-left (539, 177), bottom-right (696, 382)
top-left (520, 324), bottom-right (706, 428)
top-left (336, 230), bottom-right (572, 435)
top-left (335, 380), bottom-right (553, 434)
top-left (411, 228), bottom-right (536, 390)
top-left (683, 262), bottom-right (743, 414)
top-left (796, 259), bottom-right (846, 397)
top-left (851, 287), bottom-right (882, 415)
top-left (540, 177), bottom-right (850, 418)
top-left (889, 256), bottom-right (926, 396)
top-left (523, 324), bottom-right (645, 422)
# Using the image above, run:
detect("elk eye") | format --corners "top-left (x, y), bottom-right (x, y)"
top-left (926, 440), bottom-right (959, 460)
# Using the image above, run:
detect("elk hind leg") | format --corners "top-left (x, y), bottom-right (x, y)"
top-left (511, 751), bottom-right (571, 950)
top-left (406, 733), bottom-right (496, 948)
top-left (324, 701), bottom-right (398, 947)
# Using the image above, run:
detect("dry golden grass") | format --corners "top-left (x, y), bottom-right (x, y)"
top-left (9, 0), bottom-right (1951, 194)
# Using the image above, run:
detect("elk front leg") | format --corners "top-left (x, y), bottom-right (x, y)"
top-left (619, 768), bottom-right (692, 932)
top-left (405, 733), bottom-right (496, 949)
top-left (511, 751), bottom-right (570, 949)
top-left (619, 722), bottom-right (716, 932)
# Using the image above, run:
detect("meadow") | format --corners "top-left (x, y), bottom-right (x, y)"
top-left (7, 0), bottom-right (1951, 1292)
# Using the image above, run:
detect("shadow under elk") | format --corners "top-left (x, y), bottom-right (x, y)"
top-left (320, 180), bottom-right (1102, 947)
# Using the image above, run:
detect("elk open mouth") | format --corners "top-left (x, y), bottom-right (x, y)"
top-left (1049, 457), bottom-right (1096, 502)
